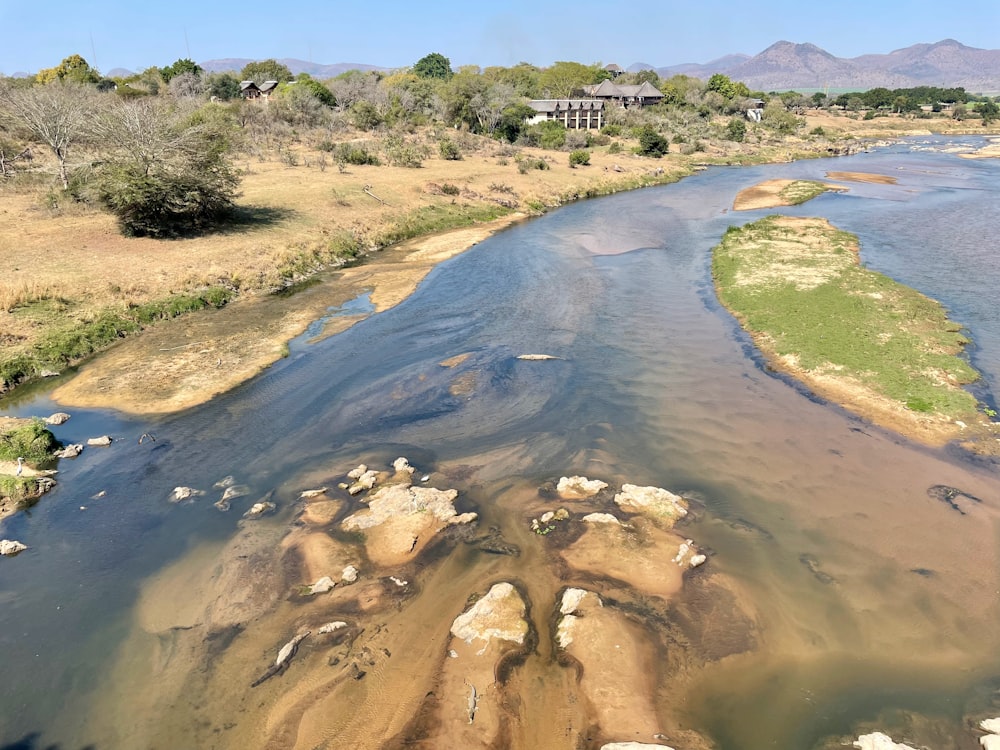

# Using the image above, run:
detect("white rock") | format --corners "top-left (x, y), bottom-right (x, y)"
top-left (169, 486), bottom-right (203, 503)
top-left (516, 354), bottom-right (560, 360)
top-left (689, 554), bottom-right (707, 568)
top-left (306, 576), bottom-right (336, 595)
top-left (556, 613), bottom-right (579, 648)
top-left (582, 512), bottom-right (621, 525)
top-left (87, 435), bottom-right (112, 447)
top-left (450, 582), bottom-right (528, 649)
top-left (348, 470), bottom-right (379, 495)
top-left (347, 464), bottom-right (369, 480)
top-left (213, 475), bottom-right (235, 489)
top-left (982, 735), bottom-right (1000, 750)
top-left (221, 484), bottom-right (250, 502)
top-left (673, 542), bottom-right (691, 564)
top-left (390, 576), bottom-right (408, 587)
top-left (317, 621), bottom-right (348, 634)
top-left (600, 744), bottom-right (676, 750)
top-left (614, 484), bottom-right (688, 522)
top-left (448, 512), bottom-right (478, 525)
top-left (448, 649), bottom-right (459, 658)
top-left (299, 488), bottom-right (328, 498)
top-left (540, 511), bottom-right (555, 524)
top-left (392, 457), bottom-right (415, 473)
top-left (560, 587), bottom-right (591, 615)
top-left (556, 475), bottom-right (608, 499)
top-left (343, 485), bottom-right (463, 531)
top-left (854, 732), bottom-right (920, 750)
top-left (55, 444), bottom-right (84, 459)
top-left (243, 501), bottom-right (276, 519)
top-left (980, 718), bottom-right (1000, 734)
top-left (44, 412), bottom-right (71, 425)
top-left (341, 565), bottom-right (359, 583)
top-left (0, 540), bottom-right (28, 556)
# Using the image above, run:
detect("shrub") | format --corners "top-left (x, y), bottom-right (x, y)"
top-left (530, 120), bottom-right (567, 150)
top-left (601, 124), bottom-right (622, 137)
top-left (333, 143), bottom-right (381, 166)
top-left (439, 139), bottom-right (462, 160)
top-left (810, 126), bottom-right (826, 136)
top-left (440, 183), bottom-right (461, 195)
top-left (725, 118), bottom-right (747, 142)
top-left (608, 142), bottom-right (622, 154)
top-left (586, 132), bottom-right (610, 147)
top-left (0, 418), bottom-right (58, 462)
top-left (516, 155), bottom-right (549, 173)
top-left (569, 150), bottom-right (591, 167)
top-left (637, 125), bottom-right (669, 157)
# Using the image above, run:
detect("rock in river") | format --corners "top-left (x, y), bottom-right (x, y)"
top-left (0, 539), bottom-right (28, 556)
top-left (450, 582), bottom-right (528, 651)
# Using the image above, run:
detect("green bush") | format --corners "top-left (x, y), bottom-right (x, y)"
top-left (569, 150), bottom-right (591, 167)
top-left (637, 125), bottom-right (669, 157)
top-left (608, 142), bottom-right (622, 154)
top-left (601, 124), bottom-right (622, 137)
top-left (531, 120), bottom-right (567, 150)
top-left (516, 155), bottom-right (549, 173)
top-left (333, 143), bottom-right (381, 166)
top-left (725, 118), bottom-right (747, 142)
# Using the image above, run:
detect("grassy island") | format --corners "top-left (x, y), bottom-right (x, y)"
top-left (712, 215), bottom-right (996, 446)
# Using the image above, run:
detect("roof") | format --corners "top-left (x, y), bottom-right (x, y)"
top-left (239, 81), bottom-right (260, 91)
top-left (604, 64), bottom-right (623, 73)
top-left (258, 80), bottom-right (280, 93)
top-left (581, 80), bottom-right (665, 100)
top-left (528, 99), bottom-right (605, 113)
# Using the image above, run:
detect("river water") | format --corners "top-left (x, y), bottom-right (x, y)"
top-left (2, 136), bottom-right (1000, 750)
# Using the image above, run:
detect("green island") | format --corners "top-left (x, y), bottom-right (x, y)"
top-left (712, 214), bottom-right (997, 447)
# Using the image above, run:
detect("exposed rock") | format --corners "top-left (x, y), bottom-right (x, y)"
top-left (243, 501), bottom-right (276, 519)
top-left (87, 435), bottom-right (112, 447)
top-left (306, 576), bottom-right (336, 595)
top-left (54, 444), bottom-right (84, 459)
top-left (450, 582), bottom-right (528, 651)
top-left (348, 470), bottom-right (379, 495)
top-left (553, 508), bottom-right (570, 521)
top-left (982, 736), bottom-right (1000, 750)
top-left (390, 576), bottom-right (408, 587)
top-left (213, 475), bottom-right (235, 489)
top-left (392, 457), bottom-right (415, 473)
top-left (221, 484), bottom-right (250, 502)
top-left (600, 744), bottom-right (676, 750)
top-left (556, 588), bottom-right (602, 647)
top-left (559, 587), bottom-right (592, 615)
top-left (44, 412), bottom-right (71, 425)
top-left (299, 488), bottom-right (328, 498)
top-left (516, 354), bottom-right (561, 360)
top-left (854, 733), bottom-right (919, 750)
top-left (317, 621), bottom-right (348, 634)
top-left (614, 484), bottom-right (688, 525)
top-left (557, 475), bottom-right (608, 499)
top-left (169, 486), bottom-right (204, 503)
top-left (341, 565), bottom-right (359, 583)
top-left (0, 539), bottom-right (28, 556)
top-left (347, 464), bottom-right (369, 480)
top-left (343, 484), bottom-right (465, 530)
top-left (689, 554), bottom-right (707, 568)
top-left (449, 512), bottom-right (479, 525)
top-left (981, 718), bottom-right (1000, 734)
top-left (251, 631), bottom-right (310, 688)
top-left (582, 512), bottom-right (621, 525)
top-left (540, 511), bottom-right (555, 524)
top-left (38, 369), bottom-right (60, 378)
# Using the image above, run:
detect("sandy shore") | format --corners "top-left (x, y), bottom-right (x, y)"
top-left (732, 178), bottom-right (846, 211)
top-left (51, 217), bottom-right (522, 415)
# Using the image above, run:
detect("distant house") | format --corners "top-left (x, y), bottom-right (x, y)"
top-left (581, 80), bottom-right (664, 108)
top-left (240, 80), bottom-right (280, 100)
top-left (603, 63), bottom-right (624, 79)
top-left (526, 99), bottom-right (605, 130)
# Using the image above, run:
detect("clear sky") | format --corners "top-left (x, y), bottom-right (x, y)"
top-left (2, 0), bottom-right (998, 75)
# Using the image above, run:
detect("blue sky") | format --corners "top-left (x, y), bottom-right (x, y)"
top-left (2, 0), bottom-right (999, 75)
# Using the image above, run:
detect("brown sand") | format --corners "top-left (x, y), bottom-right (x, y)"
top-left (732, 178), bottom-right (845, 211)
top-left (825, 171), bottom-right (898, 184)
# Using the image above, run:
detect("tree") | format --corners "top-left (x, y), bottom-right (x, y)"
top-left (537, 61), bottom-right (602, 98)
top-left (161, 58), bottom-right (202, 83)
top-left (91, 99), bottom-right (240, 237)
top-left (413, 52), bottom-right (452, 80)
top-left (239, 59), bottom-right (293, 85)
top-left (725, 117), bottom-right (747, 142)
top-left (36, 54), bottom-right (100, 84)
top-left (205, 72), bottom-right (241, 101)
top-left (0, 80), bottom-right (95, 189)
top-left (168, 72), bottom-right (204, 99)
top-left (293, 73), bottom-right (336, 107)
top-left (979, 100), bottom-right (999, 125)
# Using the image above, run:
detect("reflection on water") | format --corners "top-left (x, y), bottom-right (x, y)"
top-left (1, 137), bottom-right (1000, 749)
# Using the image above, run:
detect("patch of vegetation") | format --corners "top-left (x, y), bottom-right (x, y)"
top-left (0, 476), bottom-right (42, 508)
top-left (778, 180), bottom-right (835, 205)
top-left (0, 418), bottom-right (58, 462)
top-left (516, 155), bottom-right (549, 173)
top-left (712, 216), bottom-right (981, 421)
top-left (438, 139), bottom-right (462, 160)
top-left (374, 203), bottom-right (512, 247)
top-left (569, 149), bottom-right (591, 167)
top-left (332, 143), bottom-right (381, 167)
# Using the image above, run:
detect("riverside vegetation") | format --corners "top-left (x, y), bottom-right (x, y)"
top-left (2, 53), bottom-right (999, 421)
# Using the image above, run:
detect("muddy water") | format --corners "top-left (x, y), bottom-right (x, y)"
top-left (2, 137), bottom-right (1000, 749)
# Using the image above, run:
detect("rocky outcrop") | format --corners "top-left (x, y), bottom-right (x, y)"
top-left (980, 717), bottom-right (1000, 749)
top-left (305, 576), bottom-right (336, 595)
top-left (243, 500), bottom-right (276, 519)
top-left (341, 565), bottom-right (359, 583)
top-left (169, 486), bottom-right (204, 503)
top-left (556, 475), bottom-right (608, 499)
top-left (600, 743), bottom-right (676, 750)
top-left (87, 435), bottom-right (113, 447)
top-left (44, 412), bottom-right (71, 425)
top-left (556, 588), bottom-right (602, 648)
top-left (450, 582), bottom-right (528, 651)
top-left (582, 512), bottom-right (621, 524)
top-left (54, 444), bottom-right (83, 459)
top-left (214, 484), bottom-right (250, 511)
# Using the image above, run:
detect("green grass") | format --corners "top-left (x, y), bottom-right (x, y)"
top-left (712, 216), bottom-right (981, 419)
top-left (0, 476), bottom-right (42, 508)
top-left (373, 203), bottom-right (512, 247)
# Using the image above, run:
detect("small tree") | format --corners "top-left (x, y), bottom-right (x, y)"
top-left (35, 54), bottom-right (100, 84)
top-left (568, 149), bottom-right (590, 167)
top-left (161, 58), bottom-right (202, 83)
top-left (239, 59), bottom-right (293, 85)
top-left (979, 100), bottom-right (999, 125)
top-left (725, 117), bottom-right (746, 142)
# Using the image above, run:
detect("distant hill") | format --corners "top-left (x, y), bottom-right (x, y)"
top-left (199, 58), bottom-right (386, 78)
top-left (106, 67), bottom-right (135, 78)
top-left (655, 39), bottom-right (1000, 92)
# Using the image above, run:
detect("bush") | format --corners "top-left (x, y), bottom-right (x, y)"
top-left (516, 155), bottom-right (549, 173)
top-left (332, 143), bottom-right (381, 166)
top-left (440, 183), bottom-right (461, 195)
top-left (725, 118), bottom-right (747, 142)
top-left (439, 139), bottom-right (462, 160)
top-left (569, 150), bottom-right (591, 167)
top-left (608, 142), bottom-right (622, 154)
top-left (637, 125), bottom-right (669, 157)
top-left (601, 124), bottom-right (622, 137)
top-left (810, 126), bottom-right (826, 136)
top-left (530, 120), bottom-right (567, 150)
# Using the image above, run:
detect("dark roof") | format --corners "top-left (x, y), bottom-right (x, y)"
top-left (239, 80), bottom-right (260, 91)
top-left (258, 80), bottom-right (280, 93)
top-left (604, 64), bottom-right (623, 73)
top-left (528, 99), bottom-right (605, 114)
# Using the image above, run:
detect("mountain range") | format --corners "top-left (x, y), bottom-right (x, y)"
top-left (646, 39), bottom-right (1000, 92)
top-left (51, 40), bottom-right (1000, 93)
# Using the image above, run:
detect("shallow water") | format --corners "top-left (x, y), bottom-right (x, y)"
top-left (2, 136), bottom-right (1000, 749)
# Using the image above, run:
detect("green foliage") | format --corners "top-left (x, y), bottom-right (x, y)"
top-left (568, 149), bottom-right (590, 167)
top-left (293, 74), bottom-right (336, 107)
top-left (725, 118), bottom-right (747, 142)
top-left (161, 58), bottom-right (202, 83)
top-left (375, 203), bottom-right (511, 247)
top-left (761, 105), bottom-right (803, 134)
top-left (331, 143), bottom-right (381, 166)
top-left (36, 54), bottom-right (99, 84)
top-left (636, 125), bottom-right (669, 157)
top-left (809, 126), bottom-right (826, 136)
top-left (530, 120), bottom-right (567, 149)
top-left (438, 139), bottom-right (462, 160)
top-left (777, 180), bottom-right (834, 205)
top-left (537, 61), bottom-right (606, 98)
top-left (204, 72), bottom-right (241, 101)
top-left (440, 183), bottom-right (461, 195)
top-left (413, 53), bottom-right (453, 80)
top-left (0, 419), bottom-right (58, 461)
top-left (351, 101), bottom-right (383, 130)
top-left (608, 141), bottom-right (622, 154)
top-left (0, 476), bottom-right (41, 507)
top-left (979, 100), bottom-right (999, 125)
top-left (601, 124), bottom-right (622, 137)
top-left (239, 59), bottom-right (293, 85)
top-left (515, 155), bottom-right (549, 173)
top-left (383, 133), bottom-right (426, 167)
top-left (496, 101), bottom-right (536, 143)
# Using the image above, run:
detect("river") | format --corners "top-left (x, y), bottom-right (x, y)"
top-left (1, 136), bottom-right (999, 750)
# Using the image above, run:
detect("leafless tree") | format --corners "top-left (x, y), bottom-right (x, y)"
top-left (0, 80), bottom-right (97, 189)
top-left (471, 83), bottom-right (517, 135)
